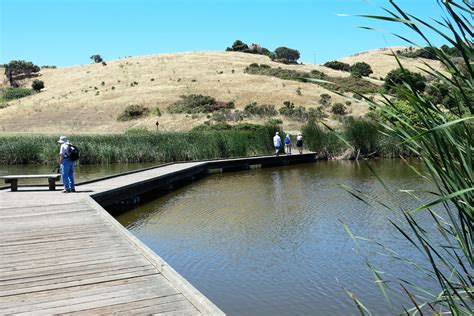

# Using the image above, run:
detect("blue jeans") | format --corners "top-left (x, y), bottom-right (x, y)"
top-left (61, 159), bottom-right (75, 191)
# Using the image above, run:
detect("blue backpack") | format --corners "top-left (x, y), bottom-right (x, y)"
top-left (285, 136), bottom-right (290, 145)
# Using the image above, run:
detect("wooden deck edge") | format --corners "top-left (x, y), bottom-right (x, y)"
top-left (84, 196), bottom-right (225, 315)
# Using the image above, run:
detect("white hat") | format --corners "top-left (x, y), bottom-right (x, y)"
top-left (57, 136), bottom-right (69, 144)
top-left (275, 132), bottom-right (279, 135)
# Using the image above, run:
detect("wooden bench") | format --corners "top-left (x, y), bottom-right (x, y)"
top-left (1, 174), bottom-right (61, 191)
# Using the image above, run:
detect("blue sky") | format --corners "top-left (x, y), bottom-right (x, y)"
top-left (1, 0), bottom-right (446, 67)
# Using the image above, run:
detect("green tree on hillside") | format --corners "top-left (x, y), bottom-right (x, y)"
top-left (384, 68), bottom-right (426, 94)
top-left (32, 80), bottom-right (44, 92)
top-left (4, 60), bottom-right (40, 87)
top-left (90, 54), bottom-right (103, 63)
top-left (324, 60), bottom-right (351, 72)
top-left (229, 40), bottom-right (249, 52)
top-left (440, 44), bottom-right (462, 57)
top-left (274, 47), bottom-right (300, 63)
top-left (350, 62), bottom-right (373, 77)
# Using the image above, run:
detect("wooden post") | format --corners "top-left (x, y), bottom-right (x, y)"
top-left (10, 179), bottom-right (18, 192)
top-left (48, 178), bottom-right (56, 191)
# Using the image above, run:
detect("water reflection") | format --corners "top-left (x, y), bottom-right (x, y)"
top-left (117, 159), bottom-right (436, 315)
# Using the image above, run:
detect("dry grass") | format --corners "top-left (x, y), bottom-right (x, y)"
top-left (0, 49), bottom-right (441, 133)
top-left (338, 46), bottom-right (446, 78)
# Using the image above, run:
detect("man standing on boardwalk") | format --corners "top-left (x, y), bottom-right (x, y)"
top-left (58, 136), bottom-right (75, 193)
top-left (273, 132), bottom-right (282, 156)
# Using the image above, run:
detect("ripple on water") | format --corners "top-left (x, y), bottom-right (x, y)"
top-left (118, 160), bottom-right (438, 315)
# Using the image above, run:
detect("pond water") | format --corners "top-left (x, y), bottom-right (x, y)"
top-left (0, 162), bottom-right (158, 185)
top-left (117, 159), bottom-right (441, 315)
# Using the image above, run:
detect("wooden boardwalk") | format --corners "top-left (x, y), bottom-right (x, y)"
top-left (0, 162), bottom-right (222, 315)
top-left (0, 154), bottom-right (316, 314)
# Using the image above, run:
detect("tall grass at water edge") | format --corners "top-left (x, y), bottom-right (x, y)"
top-left (0, 128), bottom-right (276, 165)
top-left (1, 120), bottom-right (413, 165)
top-left (302, 118), bottom-right (410, 159)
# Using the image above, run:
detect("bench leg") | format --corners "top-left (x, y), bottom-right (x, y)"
top-left (10, 180), bottom-right (18, 192)
top-left (48, 178), bottom-right (56, 191)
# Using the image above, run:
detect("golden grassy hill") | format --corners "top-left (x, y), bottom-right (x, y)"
top-left (338, 46), bottom-right (445, 78)
top-left (0, 48), bottom-right (443, 133)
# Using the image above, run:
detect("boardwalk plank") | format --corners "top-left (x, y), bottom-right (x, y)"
top-left (1, 278), bottom-right (177, 314)
top-left (76, 295), bottom-right (198, 315)
top-left (0, 245), bottom-right (131, 261)
top-left (14, 288), bottom-right (186, 315)
top-left (0, 253), bottom-right (138, 273)
top-left (0, 239), bottom-right (132, 259)
top-left (0, 160), bottom-right (232, 314)
top-left (0, 275), bottom-right (163, 307)
top-left (0, 268), bottom-right (159, 297)
top-left (0, 236), bottom-right (130, 255)
top-left (0, 231), bottom-right (122, 247)
top-left (0, 257), bottom-right (151, 283)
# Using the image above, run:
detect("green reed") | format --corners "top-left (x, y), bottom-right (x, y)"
top-left (0, 127), bottom-right (276, 165)
top-left (342, 1), bottom-right (473, 314)
top-left (302, 118), bottom-right (409, 159)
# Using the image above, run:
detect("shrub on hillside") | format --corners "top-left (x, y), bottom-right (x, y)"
top-left (307, 107), bottom-right (328, 121)
top-left (32, 80), bottom-right (44, 92)
top-left (330, 76), bottom-right (380, 94)
top-left (117, 104), bottom-right (150, 121)
top-left (384, 68), bottom-right (427, 94)
top-left (308, 70), bottom-right (326, 80)
top-left (243, 102), bottom-right (277, 117)
top-left (278, 101), bottom-right (326, 122)
top-left (319, 94), bottom-right (332, 107)
top-left (211, 109), bottom-right (243, 122)
top-left (225, 40), bottom-right (275, 58)
top-left (3, 87), bottom-right (34, 100)
top-left (245, 64), bottom-right (304, 79)
top-left (324, 60), bottom-right (351, 72)
top-left (350, 62), bottom-right (373, 77)
top-left (398, 46), bottom-right (438, 60)
top-left (331, 103), bottom-right (347, 115)
top-left (352, 93), bottom-right (363, 100)
top-left (245, 63), bottom-right (378, 94)
top-left (440, 45), bottom-right (462, 57)
top-left (425, 82), bottom-right (452, 106)
top-left (266, 118), bottom-right (283, 126)
top-left (168, 94), bottom-right (234, 114)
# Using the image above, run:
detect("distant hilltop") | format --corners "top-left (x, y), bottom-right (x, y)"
top-left (0, 47), bottom-right (444, 133)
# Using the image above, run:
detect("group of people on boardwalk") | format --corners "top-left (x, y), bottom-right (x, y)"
top-left (56, 132), bottom-right (303, 193)
top-left (273, 132), bottom-right (303, 156)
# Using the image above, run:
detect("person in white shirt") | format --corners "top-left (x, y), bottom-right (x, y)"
top-left (296, 133), bottom-right (304, 154)
top-left (58, 136), bottom-right (75, 193)
top-left (273, 132), bottom-right (282, 156)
